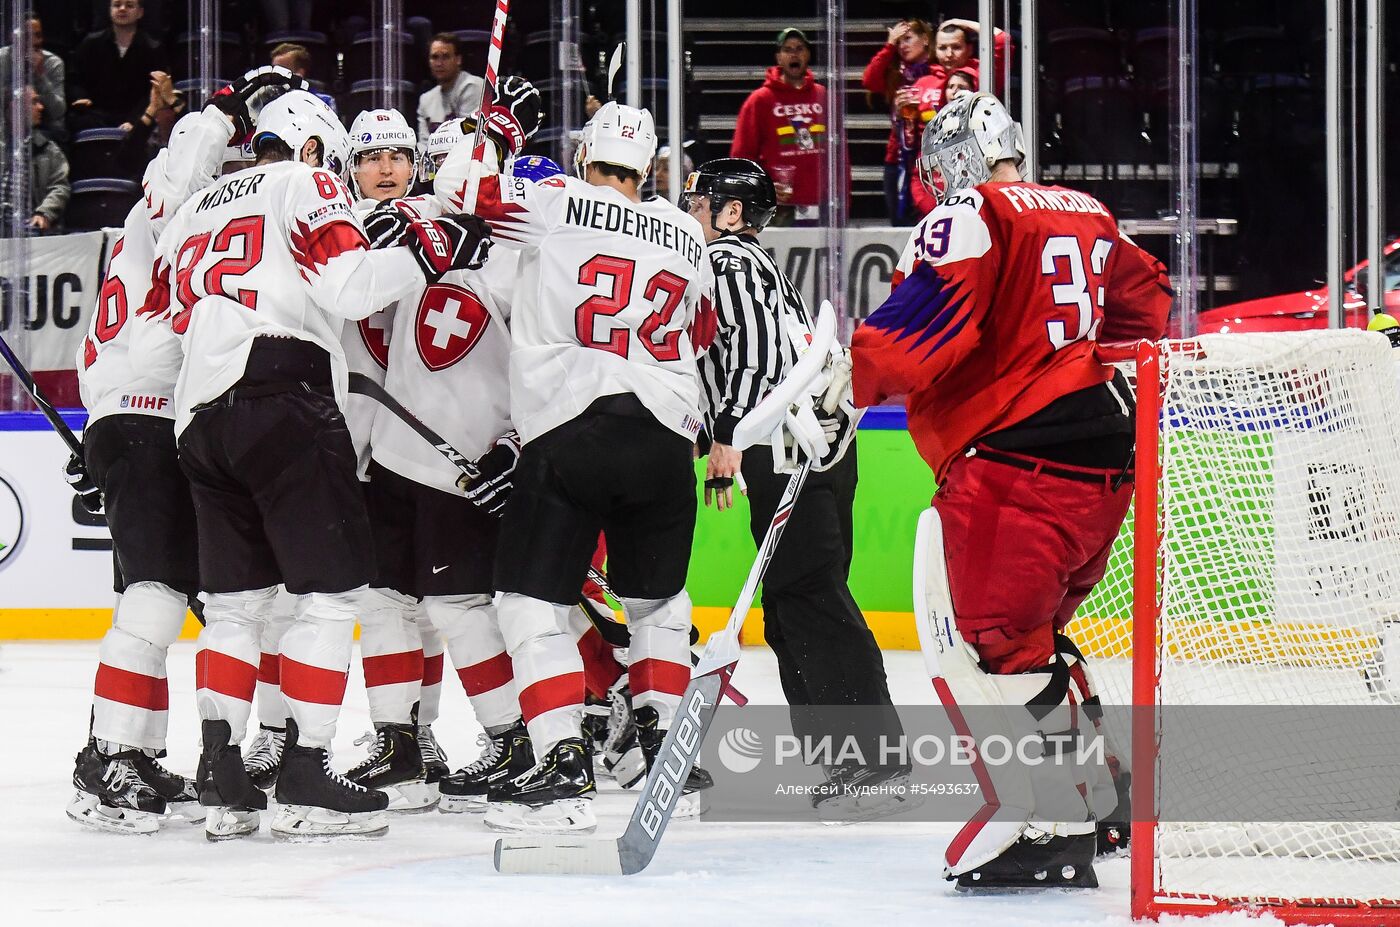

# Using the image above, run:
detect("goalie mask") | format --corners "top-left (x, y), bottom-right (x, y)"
top-left (573, 101), bottom-right (657, 179)
top-left (253, 89), bottom-right (353, 180)
top-left (918, 91), bottom-right (1025, 201)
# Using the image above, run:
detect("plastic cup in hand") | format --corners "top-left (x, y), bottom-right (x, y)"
top-left (771, 163), bottom-right (796, 204)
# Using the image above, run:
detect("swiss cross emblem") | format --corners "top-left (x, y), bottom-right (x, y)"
top-left (415, 283), bottom-right (490, 371)
top-left (359, 311), bottom-right (391, 370)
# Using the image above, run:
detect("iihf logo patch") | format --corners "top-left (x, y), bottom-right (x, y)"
top-left (119, 395), bottom-right (130, 408)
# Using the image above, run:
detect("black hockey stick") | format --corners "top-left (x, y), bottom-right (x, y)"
top-left (0, 332), bottom-right (85, 456)
top-left (495, 460), bottom-right (809, 874)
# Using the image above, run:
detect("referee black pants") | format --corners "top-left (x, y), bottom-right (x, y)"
top-left (741, 442), bottom-right (901, 761)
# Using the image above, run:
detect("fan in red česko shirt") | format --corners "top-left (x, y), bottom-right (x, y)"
top-left (730, 27), bottom-right (835, 226)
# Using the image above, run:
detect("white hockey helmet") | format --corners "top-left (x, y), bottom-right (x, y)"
top-left (221, 139), bottom-right (255, 176)
top-left (573, 100), bottom-right (656, 179)
top-left (349, 108), bottom-right (417, 162)
top-left (918, 91), bottom-right (1026, 201)
top-left (419, 118), bottom-right (466, 184)
top-left (253, 89), bottom-right (353, 179)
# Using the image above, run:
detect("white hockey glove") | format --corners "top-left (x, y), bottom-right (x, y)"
top-left (811, 352), bottom-right (863, 472)
top-left (458, 432), bottom-right (521, 515)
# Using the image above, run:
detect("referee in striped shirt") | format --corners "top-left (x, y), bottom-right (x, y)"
top-left (684, 159), bottom-right (907, 814)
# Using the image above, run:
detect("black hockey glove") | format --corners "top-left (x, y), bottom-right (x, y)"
top-left (209, 65), bottom-right (306, 139)
top-left (64, 453), bottom-right (103, 515)
top-left (496, 76), bottom-right (544, 143)
top-left (363, 202), bottom-right (412, 250)
top-left (406, 214), bottom-right (492, 281)
top-left (457, 433), bottom-right (521, 515)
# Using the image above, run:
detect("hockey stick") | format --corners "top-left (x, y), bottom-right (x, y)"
top-left (0, 332), bottom-right (84, 456)
top-left (461, 0), bottom-right (509, 214)
top-left (495, 462), bottom-right (809, 874)
top-left (492, 305), bottom-right (838, 875)
top-left (349, 372), bottom-right (749, 705)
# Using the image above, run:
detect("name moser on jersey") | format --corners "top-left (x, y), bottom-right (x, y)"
top-left (852, 92), bottom-right (1171, 891)
top-left (434, 101), bottom-right (718, 834)
top-left (135, 90), bottom-right (492, 840)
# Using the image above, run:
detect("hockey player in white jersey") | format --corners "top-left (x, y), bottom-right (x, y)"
top-left (333, 107), bottom-right (456, 810)
top-left (139, 89), bottom-right (493, 838)
top-left (436, 99), bottom-right (716, 832)
top-left (66, 67), bottom-right (303, 835)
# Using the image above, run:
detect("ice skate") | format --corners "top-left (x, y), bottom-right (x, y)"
top-left (345, 721), bottom-right (435, 812)
top-left (243, 724), bottom-right (285, 792)
top-left (635, 705), bottom-right (713, 819)
top-left (66, 740), bottom-right (165, 835)
top-left (438, 721), bottom-right (532, 813)
top-left (272, 720), bottom-right (389, 838)
top-left (483, 738), bottom-right (597, 834)
top-left (418, 723), bottom-right (450, 786)
top-left (132, 752), bottom-right (206, 824)
top-left (600, 682), bottom-right (646, 789)
top-left (197, 720), bottom-right (267, 841)
top-left (952, 827), bottom-right (1099, 892)
top-left (813, 763), bottom-right (921, 825)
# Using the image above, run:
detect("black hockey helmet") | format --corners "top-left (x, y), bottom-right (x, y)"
top-left (682, 157), bottom-right (778, 232)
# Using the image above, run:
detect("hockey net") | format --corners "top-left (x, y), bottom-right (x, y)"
top-left (1065, 331), bottom-right (1400, 924)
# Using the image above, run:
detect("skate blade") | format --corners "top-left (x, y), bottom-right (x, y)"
top-left (164, 799), bottom-right (209, 824)
top-left (204, 807), bottom-right (260, 840)
top-left (953, 865), bottom-right (1099, 892)
top-left (383, 780), bottom-right (439, 813)
top-left (670, 790), bottom-right (710, 821)
top-left (66, 792), bottom-right (161, 835)
top-left (437, 793), bottom-right (487, 814)
top-left (483, 799), bottom-right (597, 835)
top-left (271, 806), bottom-right (389, 839)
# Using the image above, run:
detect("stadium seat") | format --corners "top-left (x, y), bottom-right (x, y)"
top-left (1059, 76), bottom-right (1144, 164)
top-left (343, 80), bottom-right (418, 127)
top-left (263, 31), bottom-right (335, 84)
top-left (66, 179), bottom-right (142, 232)
top-left (172, 31), bottom-right (247, 82)
top-left (346, 31), bottom-right (424, 86)
top-left (1215, 27), bottom-right (1299, 81)
top-left (1044, 28), bottom-right (1124, 84)
top-left (70, 129), bottom-right (131, 181)
top-left (452, 29), bottom-right (490, 75)
top-left (1130, 27), bottom-right (1174, 88)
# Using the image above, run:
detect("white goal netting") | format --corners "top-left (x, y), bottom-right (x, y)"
top-left (1067, 331), bottom-right (1400, 914)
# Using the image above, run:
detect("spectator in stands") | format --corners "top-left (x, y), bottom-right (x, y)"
top-left (67, 0), bottom-right (169, 134)
top-left (732, 28), bottom-right (834, 227)
top-left (862, 19), bottom-right (933, 226)
top-left (418, 32), bottom-right (484, 139)
top-left (908, 67), bottom-right (978, 219)
top-left (654, 143), bottom-right (694, 201)
top-left (24, 87), bottom-right (70, 233)
top-left (0, 18), bottom-right (66, 141)
top-left (270, 42), bottom-right (337, 112)
top-left (932, 18), bottom-right (1011, 89)
top-left (116, 70), bottom-right (184, 175)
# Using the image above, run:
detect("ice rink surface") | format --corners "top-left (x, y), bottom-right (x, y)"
top-left (2, 642), bottom-right (1281, 927)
